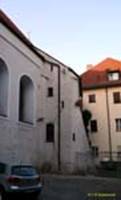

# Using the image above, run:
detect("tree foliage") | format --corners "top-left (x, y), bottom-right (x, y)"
top-left (82, 109), bottom-right (92, 132)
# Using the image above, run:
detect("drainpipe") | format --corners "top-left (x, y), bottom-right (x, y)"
top-left (105, 87), bottom-right (112, 161)
top-left (57, 65), bottom-right (61, 171)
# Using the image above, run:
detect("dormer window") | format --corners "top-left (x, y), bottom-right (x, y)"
top-left (108, 71), bottom-right (120, 81)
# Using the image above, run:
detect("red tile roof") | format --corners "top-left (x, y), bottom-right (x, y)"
top-left (81, 58), bottom-right (121, 89)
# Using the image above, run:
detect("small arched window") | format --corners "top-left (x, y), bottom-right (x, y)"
top-left (0, 58), bottom-right (9, 116)
top-left (19, 75), bottom-right (34, 124)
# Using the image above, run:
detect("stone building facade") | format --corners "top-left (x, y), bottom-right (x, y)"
top-left (0, 10), bottom-right (90, 172)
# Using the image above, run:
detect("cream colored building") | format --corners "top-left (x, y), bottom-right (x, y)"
top-left (81, 58), bottom-right (121, 162)
top-left (0, 10), bottom-right (90, 172)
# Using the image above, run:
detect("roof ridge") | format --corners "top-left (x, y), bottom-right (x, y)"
top-left (0, 9), bottom-right (79, 77)
top-left (81, 57), bottom-right (121, 76)
top-left (81, 57), bottom-right (121, 89)
top-left (0, 9), bottom-right (33, 47)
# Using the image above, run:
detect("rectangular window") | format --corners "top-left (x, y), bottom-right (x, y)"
top-left (89, 94), bottom-right (96, 103)
top-left (108, 71), bottom-right (120, 81)
top-left (48, 87), bottom-right (53, 97)
top-left (92, 146), bottom-right (99, 157)
top-left (113, 92), bottom-right (121, 103)
top-left (50, 64), bottom-right (54, 72)
top-left (46, 123), bottom-right (54, 142)
top-left (115, 118), bottom-right (121, 132)
top-left (90, 120), bottom-right (98, 132)
top-left (72, 133), bottom-right (76, 142)
top-left (62, 101), bottom-right (65, 108)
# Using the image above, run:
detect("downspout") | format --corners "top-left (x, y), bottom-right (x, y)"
top-left (57, 65), bottom-right (61, 171)
top-left (105, 87), bottom-right (112, 161)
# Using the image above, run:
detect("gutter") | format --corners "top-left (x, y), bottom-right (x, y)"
top-left (82, 81), bottom-right (121, 90)
top-left (49, 63), bottom-right (61, 172)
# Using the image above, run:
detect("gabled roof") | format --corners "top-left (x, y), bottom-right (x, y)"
top-left (0, 9), bottom-right (45, 62)
top-left (81, 58), bottom-right (121, 89)
top-left (0, 10), bottom-right (79, 78)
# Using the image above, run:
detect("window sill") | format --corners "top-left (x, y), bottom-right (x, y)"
top-left (17, 120), bottom-right (35, 128)
top-left (0, 114), bottom-right (8, 121)
top-left (0, 113), bottom-right (7, 117)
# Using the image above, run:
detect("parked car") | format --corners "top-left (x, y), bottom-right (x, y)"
top-left (0, 163), bottom-right (43, 199)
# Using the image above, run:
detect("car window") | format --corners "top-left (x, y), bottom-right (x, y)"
top-left (11, 166), bottom-right (37, 176)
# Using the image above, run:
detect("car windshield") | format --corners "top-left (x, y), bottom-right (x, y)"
top-left (11, 166), bottom-right (37, 176)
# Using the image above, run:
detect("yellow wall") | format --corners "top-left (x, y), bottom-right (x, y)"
top-left (83, 86), bottom-right (121, 157)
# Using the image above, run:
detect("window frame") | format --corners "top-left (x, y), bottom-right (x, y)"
top-left (0, 58), bottom-right (9, 117)
top-left (46, 123), bottom-right (55, 143)
top-left (72, 133), bottom-right (76, 142)
top-left (113, 92), bottom-right (121, 104)
top-left (108, 71), bottom-right (120, 81)
top-left (90, 120), bottom-right (98, 133)
top-left (48, 87), bottom-right (54, 97)
top-left (115, 118), bottom-right (121, 132)
top-left (19, 75), bottom-right (34, 124)
top-left (50, 64), bottom-right (54, 72)
top-left (88, 94), bottom-right (96, 103)
top-left (62, 101), bottom-right (65, 108)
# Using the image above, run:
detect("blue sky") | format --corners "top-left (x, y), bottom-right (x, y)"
top-left (1, 0), bottom-right (121, 74)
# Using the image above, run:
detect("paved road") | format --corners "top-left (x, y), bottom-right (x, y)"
top-left (16, 175), bottom-right (121, 200)
top-left (41, 175), bottom-right (121, 200)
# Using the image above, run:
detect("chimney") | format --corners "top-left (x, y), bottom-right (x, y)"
top-left (86, 64), bottom-right (93, 70)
